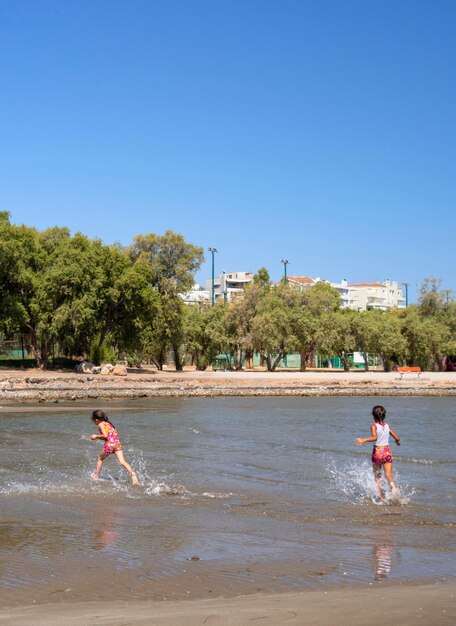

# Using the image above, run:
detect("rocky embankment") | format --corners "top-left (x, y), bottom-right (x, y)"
top-left (0, 370), bottom-right (456, 403)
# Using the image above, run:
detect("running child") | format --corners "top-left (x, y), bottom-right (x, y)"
top-left (355, 405), bottom-right (400, 500)
top-left (90, 410), bottom-right (139, 485)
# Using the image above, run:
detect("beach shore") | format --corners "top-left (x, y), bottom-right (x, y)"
top-left (2, 376), bottom-right (455, 625)
top-left (0, 368), bottom-right (455, 404)
top-left (1, 582), bottom-right (454, 625)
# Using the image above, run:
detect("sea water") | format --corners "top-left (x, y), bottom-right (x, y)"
top-left (0, 397), bottom-right (455, 605)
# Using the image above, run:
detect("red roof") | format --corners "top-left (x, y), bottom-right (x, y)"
top-left (349, 282), bottom-right (385, 287)
top-left (287, 276), bottom-right (315, 284)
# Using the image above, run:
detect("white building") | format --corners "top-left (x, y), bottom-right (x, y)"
top-left (205, 271), bottom-right (254, 302)
top-left (180, 284), bottom-right (210, 306)
top-left (286, 276), bottom-right (350, 308)
top-left (198, 270), bottom-right (406, 311)
top-left (348, 280), bottom-right (406, 311)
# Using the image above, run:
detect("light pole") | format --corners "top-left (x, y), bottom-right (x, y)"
top-left (208, 247), bottom-right (218, 305)
top-left (401, 282), bottom-right (409, 308)
top-left (281, 259), bottom-right (289, 284)
top-left (222, 270), bottom-right (227, 303)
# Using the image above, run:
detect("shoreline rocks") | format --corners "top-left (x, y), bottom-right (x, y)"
top-left (0, 371), bottom-right (456, 404)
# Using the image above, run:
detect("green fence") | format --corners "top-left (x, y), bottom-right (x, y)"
top-left (252, 353), bottom-right (303, 368)
top-left (238, 353), bottom-right (379, 369)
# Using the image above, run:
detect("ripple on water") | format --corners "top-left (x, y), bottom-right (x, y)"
top-left (1, 397), bottom-right (455, 604)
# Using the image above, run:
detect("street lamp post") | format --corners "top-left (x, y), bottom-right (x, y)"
top-left (222, 270), bottom-right (227, 303)
top-left (208, 247), bottom-right (218, 305)
top-left (402, 282), bottom-right (409, 308)
top-left (280, 259), bottom-right (289, 284)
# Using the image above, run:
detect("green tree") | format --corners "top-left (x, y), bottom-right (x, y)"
top-left (167, 293), bottom-right (187, 371)
top-left (316, 309), bottom-right (356, 371)
top-left (351, 311), bottom-right (373, 371)
top-left (418, 278), bottom-right (448, 317)
top-left (298, 283), bottom-right (341, 369)
top-left (129, 231), bottom-right (204, 293)
top-left (1, 224), bottom-right (70, 367)
top-left (184, 302), bottom-right (227, 370)
top-left (401, 308), bottom-right (450, 370)
top-left (288, 306), bottom-right (316, 371)
top-left (253, 267), bottom-right (271, 289)
top-left (0, 216), bottom-right (45, 338)
top-left (226, 275), bottom-right (272, 369)
top-left (0, 218), bottom-right (158, 368)
top-left (128, 294), bottom-right (169, 370)
top-left (251, 284), bottom-right (292, 371)
top-left (129, 231), bottom-right (204, 369)
top-left (443, 302), bottom-right (456, 347)
top-left (369, 310), bottom-right (406, 371)
top-left (302, 282), bottom-right (341, 315)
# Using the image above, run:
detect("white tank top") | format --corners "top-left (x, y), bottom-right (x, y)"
top-left (375, 422), bottom-right (390, 446)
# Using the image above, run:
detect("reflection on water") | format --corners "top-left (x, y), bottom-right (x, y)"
top-left (92, 510), bottom-right (118, 552)
top-left (374, 543), bottom-right (393, 580)
top-left (370, 528), bottom-right (397, 582)
top-left (1, 396), bottom-right (455, 606)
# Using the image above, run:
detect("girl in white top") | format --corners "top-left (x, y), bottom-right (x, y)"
top-left (355, 405), bottom-right (400, 500)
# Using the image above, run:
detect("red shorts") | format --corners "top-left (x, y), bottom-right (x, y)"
top-left (372, 445), bottom-right (393, 465)
top-left (103, 442), bottom-right (122, 456)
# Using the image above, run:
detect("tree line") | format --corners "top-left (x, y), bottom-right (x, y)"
top-left (1, 213), bottom-right (455, 371)
top-left (183, 272), bottom-right (456, 372)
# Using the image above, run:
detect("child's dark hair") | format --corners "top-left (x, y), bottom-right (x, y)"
top-left (91, 409), bottom-right (113, 425)
top-left (372, 405), bottom-right (386, 423)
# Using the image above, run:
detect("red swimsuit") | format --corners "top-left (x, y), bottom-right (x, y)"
top-left (100, 421), bottom-right (122, 456)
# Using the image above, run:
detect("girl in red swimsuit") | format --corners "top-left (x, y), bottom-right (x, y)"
top-left (90, 410), bottom-right (139, 485)
top-left (355, 405), bottom-right (400, 500)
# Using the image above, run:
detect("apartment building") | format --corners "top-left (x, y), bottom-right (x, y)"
top-left (205, 271), bottom-right (254, 302)
top-left (197, 271), bottom-right (406, 311)
top-left (286, 276), bottom-right (350, 308)
top-left (348, 280), bottom-right (406, 311)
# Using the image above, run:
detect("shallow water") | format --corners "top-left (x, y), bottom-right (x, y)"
top-left (1, 397), bottom-right (455, 606)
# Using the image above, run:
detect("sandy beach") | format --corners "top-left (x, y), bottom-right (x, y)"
top-left (0, 368), bottom-right (456, 404)
top-left (1, 582), bottom-right (454, 625)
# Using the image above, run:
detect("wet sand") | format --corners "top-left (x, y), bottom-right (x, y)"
top-left (0, 368), bottom-right (456, 404)
top-left (1, 582), bottom-right (455, 625)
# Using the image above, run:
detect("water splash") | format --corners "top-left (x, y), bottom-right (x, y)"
top-left (0, 446), bottom-right (188, 499)
top-left (326, 458), bottom-right (414, 505)
top-left (127, 449), bottom-right (188, 496)
top-left (144, 481), bottom-right (188, 496)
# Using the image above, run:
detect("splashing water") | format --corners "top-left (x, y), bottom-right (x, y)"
top-left (127, 448), bottom-right (188, 496)
top-left (0, 446), bottom-right (188, 499)
top-left (326, 458), bottom-right (414, 505)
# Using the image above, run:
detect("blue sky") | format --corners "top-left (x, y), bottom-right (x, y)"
top-left (1, 1), bottom-right (455, 301)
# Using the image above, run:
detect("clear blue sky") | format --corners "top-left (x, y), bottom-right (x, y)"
top-left (1, 1), bottom-right (455, 301)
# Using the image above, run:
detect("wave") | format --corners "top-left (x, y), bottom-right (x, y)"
top-left (396, 457), bottom-right (452, 465)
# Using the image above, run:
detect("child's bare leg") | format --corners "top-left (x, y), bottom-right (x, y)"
top-left (115, 450), bottom-right (140, 485)
top-left (384, 462), bottom-right (398, 494)
top-left (92, 452), bottom-right (108, 480)
top-left (373, 465), bottom-right (385, 499)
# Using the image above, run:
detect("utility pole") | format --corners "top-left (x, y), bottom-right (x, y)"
top-left (443, 289), bottom-right (452, 306)
top-left (281, 259), bottom-right (289, 284)
top-left (208, 247), bottom-right (218, 305)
